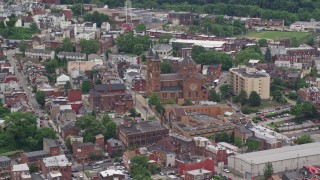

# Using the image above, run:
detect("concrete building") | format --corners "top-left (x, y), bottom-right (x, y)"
top-left (228, 142), bottom-right (320, 179)
top-left (152, 44), bottom-right (173, 58)
top-left (290, 21), bottom-right (320, 31)
top-left (184, 168), bottom-right (213, 180)
top-left (229, 65), bottom-right (270, 99)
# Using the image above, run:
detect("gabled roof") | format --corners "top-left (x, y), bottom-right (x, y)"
top-left (180, 56), bottom-right (196, 66)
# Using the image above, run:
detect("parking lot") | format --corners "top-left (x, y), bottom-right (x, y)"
top-left (277, 120), bottom-right (318, 131)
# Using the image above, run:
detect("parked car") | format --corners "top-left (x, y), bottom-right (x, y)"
top-left (92, 165), bottom-right (99, 169)
top-left (223, 168), bottom-right (230, 173)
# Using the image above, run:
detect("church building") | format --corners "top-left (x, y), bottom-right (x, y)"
top-left (146, 49), bottom-right (209, 102)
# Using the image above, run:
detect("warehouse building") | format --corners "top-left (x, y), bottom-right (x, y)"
top-left (228, 143), bottom-right (320, 179)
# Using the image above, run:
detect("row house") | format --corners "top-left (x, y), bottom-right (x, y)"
top-left (118, 117), bottom-right (170, 147)
top-left (20, 150), bottom-right (48, 168)
top-left (298, 87), bottom-right (320, 101)
top-left (202, 64), bottom-right (222, 84)
top-left (67, 59), bottom-right (103, 75)
top-left (246, 18), bottom-right (284, 29)
top-left (90, 92), bottom-right (133, 113)
top-left (60, 124), bottom-right (79, 139)
top-left (25, 49), bottom-right (54, 61)
top-left (57, 52), bottom-right (86, 61)
top-left (41, 155), bottom-right (72, 180)
top-left (3, 91), bottom-right (28, 108)
top-left (74, 22), bottom-right (97, 34)
top-left (185, 169), bottom-right (213, 180)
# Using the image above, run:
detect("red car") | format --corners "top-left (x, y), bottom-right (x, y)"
top-left (260, 113), bottom-right (265, 117)
top-left (264, 117), bottom-right (268, 121)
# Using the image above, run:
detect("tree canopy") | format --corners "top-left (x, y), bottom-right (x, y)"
top-left (135, 24), bottom-right (146, 32)
top-left (160, 60), bottom-right (172, 74)
top-left (36, 91), bottom-right (45, 108)
top-left (209, 89), bottom-right (221, 102)
top-left (0, 112), bottom-right (56, 153)
top-left (83, 11), bottom-right (109, 27)
top-left (130, 155), bottom-right (155, 180)
top-left (219, 84), bottom-right (230, 99)
top-left (79, 39), bottom-right (100, 55)
top-left (116, 33), bottom-right (151, 54)
top-left (191, 45), bottom-right (232, 70)
top-left (264, 162), bottom-right (274, 179)
top-left (248, 91), bottom-right (261, 106)
top-left (75, 114), bottom-right (117, 142)
top-left (82, 80), bottom-right (92, 94)
top-left (235, 46), bottom-right (262, 65)
top-left (61, 38), bottom-right (75, 52)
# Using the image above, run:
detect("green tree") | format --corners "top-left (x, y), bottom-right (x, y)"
top-left (141, 54), bottom-right (147, 63)
top-left (135, 23), bottom-right (146, 32)
top-left (61, 38), bottom-right (75, 52)
top-left (95, 79), bottom-right (102, 84)
top-left (246, 139), bottom-right (260, 151)
top-left (258, 39), bottom-right (268, 47)
top-left (105, 48), bottom-right (111, 60)
top-left (160, 60), bottom-right (172, 74)
top-left (81, 80), bottom-right (92, 94)
top-left (134, 44), bottom-right (144, 55)
top-left (79, 39), bottom-right (100, 55)
top-left (130, 155), bottom-right (152, 179)
top-left (64, 81), bottom-right (72, 94)
top-left (45, 59), bottom-right (58, 74)
top-left (291, 37), bottom-right (299, 47)
top-left (70, 4), bottom-right (84, 16)
top-left (290, 103), bottom-right (304, 117)
top-left (65, 137), bottom-right (72, 151)
top-left (148, 93), bottom-right (160, 106)
top-left (19, 41), bottom-right (28, 56)
top-left (83, 11), bottom-right (109, 27)
top-left (248, 91), bottom-right (261, 106)
top-left (219, 84), bottom-right (230, 99)
top-left (272, 90), bottom-right (287, 104)
top-left (234, 89), bottom-right (247, 105)
top-left (183, 99), bottom-right (193, 106)
top-left (295, 78), bottom-right (308, 90)
top-left (235, 47), bottom-right (261, 65)
top-left (215, 132), bottom-right (231, 142)
top-left (296, 134), bottom-right (314, 144)
top-left (36, 91), bottom-right (45, 108)
top-left (209, 89), bottom-right (221, 102)
top-left (102, 113), bottom-right (117, 139)
top-left (307, 37), bottom-right (315, 46)
top-left (30, 22), bottom-right (40, 33)
top-left (158, 34), bottom-right (172, 44)
top-left (302, 101), bottom-right (319, 117)
top-left (263, 162), bottom-right (274, 179)
top-left (75, 115), bottom-right (105, 142)
top-left (264, 47), bottom-right (272, 62)
top-left (116, 33), bottom-right (151, 54)
top-left (0, 21), bottom-right (5, 29)
top-left (6, 18), bottom-right (17, 27)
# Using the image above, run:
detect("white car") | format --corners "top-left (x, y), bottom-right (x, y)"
top-left (223, 168), bottom-right (230, 173)
top-left (96, 161), bottom-right (103, 164)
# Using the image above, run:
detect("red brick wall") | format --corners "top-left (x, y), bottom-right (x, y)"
top-left (50, 147), bottom-right (60, 157)
top-left (68, 89), bottom-right (82, 102)
top-left (61, 128), bottom-right (79, 139)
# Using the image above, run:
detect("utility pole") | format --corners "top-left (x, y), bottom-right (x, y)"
top-left (297, 154), bottom-right (299, 169)
top-left (251, 160), bottom-right (253, 180)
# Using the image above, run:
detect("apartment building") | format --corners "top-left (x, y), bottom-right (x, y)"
top-left (229, 66), bottom-right (270, 100)
top-left (184, 169), bottom-right (213, 180)
top-left (10, 164), bottom-right (31, 180)
top-left (298, 87), bottom-right (320, 101)
top-left (0, 156), bottom-right (11, 179)
top-left (57, 52), bottom-right (86, 61)
top-left (41, 155), bottom-right (72, 180)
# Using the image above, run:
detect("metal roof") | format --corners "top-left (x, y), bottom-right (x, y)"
top-left (232, 142), bottom-right (320, 164)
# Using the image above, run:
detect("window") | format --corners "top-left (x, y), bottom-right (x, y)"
top-left (189, 92), bottom-right (191, 97)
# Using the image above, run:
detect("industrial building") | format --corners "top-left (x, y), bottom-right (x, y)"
top-left (228, 143), bottom-right (320, 179)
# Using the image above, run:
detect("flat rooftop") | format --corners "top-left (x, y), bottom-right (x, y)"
top-left (231, 68), bottom-right (269, 78)
top-left (119, 121), bottom-right (168, 134)
top-left (191, 114), bottom-right (217, 122)
top-left (187, 168), bottom-right (211, 175)
top-left (175, 122), bottom-right (235, 132)
top-left (170, 39), bottom-right (227, 48)
top-left (231, 142), bottom-right (320, 164)
top-left (43, 155), bottom-right (71, 167)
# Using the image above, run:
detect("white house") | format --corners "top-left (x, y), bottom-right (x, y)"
top-left (152, 44), bottom-right (173, 58)
top-left (274, 60), bottom-right (290, 68)
top-left (25, 49), bottom-right (55, 60)
top-left (75, 32), bottom-right (95, 41)
top-left (87, 54), bottom-right (102, 61)
top-left (57, 52), bottom-right (86, 61)
top-left (56, 74), bottom-right (70, 85)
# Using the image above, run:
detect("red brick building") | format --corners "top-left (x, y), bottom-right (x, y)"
top-left (11, 164), bottom-right (31, 180)
top-left (20, 150), bottom-right (48, 168)
top-left (68, 89), bottom-right (82, 102)
top-left (246, 18), bottom-right (284, 29)
top-left (107, 138), bottom-right (123, 157)
top-left (95, 134), bottom-right (105, 149)
top-left (146, 50), bottom-right (209, 102)
top-left (4, 91), bottom-right (28, 108)
top-left (298, 87), bottom-right (320, 101)
top-left (89, 83), bottom-right (133, 113)
top-left (132, 78), bottom-right (146, 92)
top-left (203, 64), bottom-right (222, 84)
top-left (41, 155), bottom-right (71, 180)
top-left (118, 117), bottom-right (169, 147)
top-left (72, 142), bottom-right (102, 163)
top-left (43, 138), bottom-right (60, 157)
top-left (176, 158), bottom-right (215, 176)
top-left (60, 125), bottom-right (79, 139)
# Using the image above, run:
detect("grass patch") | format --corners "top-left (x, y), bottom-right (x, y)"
top-left (258, 101), bottom-right (287, 109)
top-left (0, 150), bottom-right (23, 156)
top-left (267, 121), bottom-right (284, 128)
top-left (0, 27), bottom-right (36, 39)
top-left (242, 31), bottom-right (311, 42)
